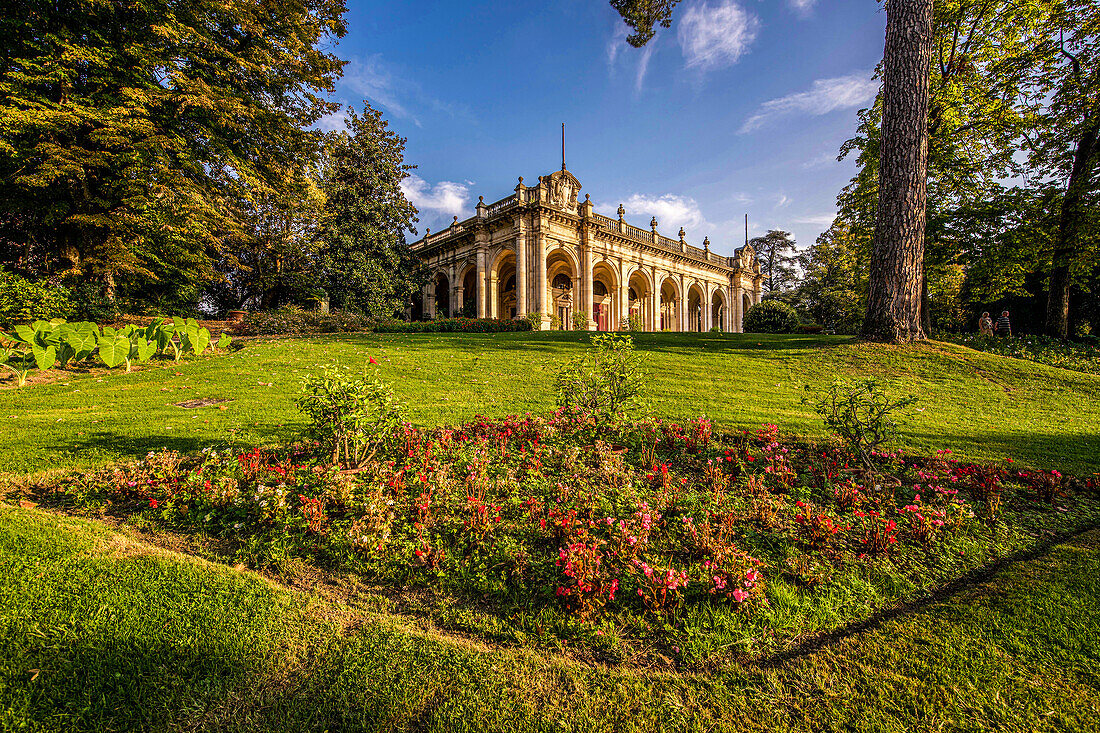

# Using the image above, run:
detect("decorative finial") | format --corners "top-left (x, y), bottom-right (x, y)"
top-left (703, 236), bottom-right (710, 249)
top-left (425, 227), bottom-right (431, 235)
top-left (585, 193), bottom-right (590, 201)
top-left (452, 216), bottom-right (458, 224)
top-left (518, 176), bottom-right (524, 184)
top-left (678, 227), bottom-right (686, 241)
top-left (617, 204), bottom-right (625, 220)
top-left (650, 216), bottom-right (658, 230)
top-left (478, 195), bottom-right (484, 203)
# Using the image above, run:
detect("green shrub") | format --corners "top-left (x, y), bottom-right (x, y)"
top-left (809, 379), bottom-right (917, 469)
top-left (296, 368), bottom-right (405, 468)
top-left (238, 307), bottom-right (372, 336)
top-left (572, 310), bottom-right (590, 332)
top-left (0, 269), bottom-right (72, 327)
top-left (65, 280), bottom-right (119, 323)
top-left (555, 333), bottom-right (647, 427)
top-left (525, 311), bottom-right (543, 330)
top-left (743, 300), bottom-right (799, 333)
top-left (628, 313), bottom-right (645, 332)
top-left (373, 317), bottom-right (532, 334)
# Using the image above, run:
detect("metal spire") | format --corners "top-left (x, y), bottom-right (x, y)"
top-left (561, 122), bottom-right (566, 171)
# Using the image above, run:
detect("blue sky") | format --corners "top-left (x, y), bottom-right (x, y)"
top-left (321, 0), bottom-right (887, 256)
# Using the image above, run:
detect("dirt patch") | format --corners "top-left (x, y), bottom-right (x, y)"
top-left (174, 397), bottom-right (233, 409)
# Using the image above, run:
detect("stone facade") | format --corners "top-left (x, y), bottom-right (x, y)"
top-left (408, 168), bottom-right (763, 332)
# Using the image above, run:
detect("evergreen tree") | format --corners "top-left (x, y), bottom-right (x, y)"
top-left (750, 230), bottom-right (798, 294)
top-left (317, 104), bottom-right (424, 319)
top-left (0, 0), bottom-right (347, 297)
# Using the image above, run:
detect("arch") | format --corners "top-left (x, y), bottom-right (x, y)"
top-left (591, 260), bottom-right (620, 332)
top-left (490, 248), bottom-right (517, 320)
top-left (627, 268), bottom-right (653, 331)
top-left (660, 277), bottom-right (681, 332)
top-left (458, 264), bottom-right (477, 318)
top-left (710, 287), bottom-right (727, 332)
top-left (433, 271), bottom-right (450, 318)
top-left (687, 283), bottom-right (706, 333)
top-left (546, 247), bottom-right (578, 330)
top-left (742, 292), bottom-right (752, 331)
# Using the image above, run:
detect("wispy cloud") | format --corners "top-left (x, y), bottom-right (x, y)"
top-left (678, 0), bottom-right (760, 71)
top-left (801, 151), bottom-right (840, 169)
top-left (401, 175), bottom-right (471, 219)
top-left (606, 22), bottom-right (659, 93)
top-left (774, 194), bottom-right (792, 208)
top-left (739, 72), bottom-right (879, 133)
top-left (793, 213), bottom-right (838, 227)
top-left (788, 0), bottom-right (816, 16)
top-left (314, 108), bottom-right (349, 133)
top-left (635, 44), bottom-right (657, 92)
top-left (338, 55), bottom-right (473, 129)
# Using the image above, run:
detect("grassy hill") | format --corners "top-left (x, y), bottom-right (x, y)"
top-left (2, 503), bottom-right (1098, 732)
top-left (2, 332), bottom-right (1098, 476)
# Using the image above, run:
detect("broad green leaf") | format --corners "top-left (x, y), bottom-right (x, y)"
top-left (31, 343), bottom-right (56, 371)
top-left (217, 333), bottom-right (232, 349)
top-left (57, 342), bottom-right (76, 368)
top-left (172, 317), bottom-right (185, 330)
top-left (135, 339), bottom-right (157, 362)
top-left (13, 325), bottom-right (36, 344)
top-left (98, 335), bottom-right (130, 368)
top-left (192, 327), bottom-right (211, 355)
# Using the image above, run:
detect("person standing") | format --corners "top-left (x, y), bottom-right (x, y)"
top-left (996, 310), bottom-right (1012, 337)
top-left (978, 312), bottom-right (994, 336)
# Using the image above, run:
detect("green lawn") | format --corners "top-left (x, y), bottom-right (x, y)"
top-left (2, 502), bottom-right (1098, 732)
top-left (3, 332), bottom-right (1099, 476)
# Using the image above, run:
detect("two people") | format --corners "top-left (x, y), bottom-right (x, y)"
top-left (979, 310), bottom-right (1011, 337)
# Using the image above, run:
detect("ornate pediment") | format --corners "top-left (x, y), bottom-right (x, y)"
top-left (545, 169), bottom-right (581, 213)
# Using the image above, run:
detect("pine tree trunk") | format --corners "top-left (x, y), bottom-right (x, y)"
top-left (1045, 110), bottom-right (1099, 339)
top-left (862, 0), bottom-right (934, 343)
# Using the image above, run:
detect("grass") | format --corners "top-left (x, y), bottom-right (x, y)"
top-left (3, 332), bottom-right (1100, 476)
top-left (2, 501), bottom-right (1098, 732)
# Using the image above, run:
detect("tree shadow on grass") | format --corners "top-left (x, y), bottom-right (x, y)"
top-left (53, 426), bottom-right (303, 467)
top-left (754, 522), bottom-right (1100, 671)
top-left (902, 427), bottom-right (1100, 475)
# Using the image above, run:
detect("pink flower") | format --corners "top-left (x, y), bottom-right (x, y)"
top-left (731, 588), bottom-right (748, 602)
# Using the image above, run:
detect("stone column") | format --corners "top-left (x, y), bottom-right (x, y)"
top-left (651, 267), bottom-right (660, 331)
top-left (516, 218), bottom-right (527, 318)
top-left (488, 272), bottom-right (498, 318)
top-left (448, 263), bottom-right (456, 317)
top-left (618, 266), bottom-right (629, 330)
top-left (536, 230), bottom-right (548, 328)
top-left (679, 277), bottom-right (687, 332)
top-left (476, 245), bottom-right (487, 318)
top-left (733, 284), bottom-right (743, 332)
top-left (703, 285), bottom-right (712, 331)
top-left (582, 244), bottom-right (594, 331)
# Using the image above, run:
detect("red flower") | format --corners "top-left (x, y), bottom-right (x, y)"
top-left (148, 498), bottom-right (158, 508)
top-left (369, 357), bottom-right (378, 364)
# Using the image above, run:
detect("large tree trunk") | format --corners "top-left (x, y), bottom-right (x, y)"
top-left (862, 0), bottom-right (934, 343)
top-left (1045, 109), bottom-right (1099, 339)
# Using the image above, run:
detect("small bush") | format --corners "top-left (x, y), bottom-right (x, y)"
top-left (810, 379), bottom-right (916, 469)
top-left (238, 307), bottom-right (372, 335)
top-left (572, 310), bottom-right (590, 332)
top-left (0, 269), bottom-right (72, 327)
top-left (525, 311), bottom-right (543, 330)
top-left (743, 300), bottom-right (799, 333)
top-left (628, 313), bottom-right (645, 332)
top-left (66, 280), bottom-right (119, 323)
top-left (296, 368), bottom-right (405, 468)
top-left (555, 333), bottom-right (647, 427)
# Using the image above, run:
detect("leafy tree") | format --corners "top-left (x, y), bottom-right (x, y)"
top-left (750, 230), bottom-right (798, 294)
top-left (317, 104), bottom-right (424, 319)
top-left (794, 222), bottom-right (866, 333)
top-left (0, 0), bottom-right (346, 298)
top-left (1020, 0), bottom-right (1100, 337)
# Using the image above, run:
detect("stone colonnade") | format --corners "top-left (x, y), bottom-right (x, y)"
top-left (412, 169), bottom-right (764, 332)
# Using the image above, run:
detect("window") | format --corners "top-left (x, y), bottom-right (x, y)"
top-left (552, 273), bottom-right (572, 290)
top-left (593, 281), bottom-right (608, 297)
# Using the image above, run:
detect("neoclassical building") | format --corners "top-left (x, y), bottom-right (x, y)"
top-left (408, 167), bottom-right (763, 332)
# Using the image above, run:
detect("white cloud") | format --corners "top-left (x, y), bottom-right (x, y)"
top-left (598, 193), bottom-right (709, 235)
top-left (678, 0), bottom-right (760, 71)
top-left (793, 213), bottom-right (838, 227)
top-left (775, 194), bottom-right (791, 208)
top-left (401, 175), bottom-right (470, 219)
top-left (607, 22), bottom-right (628, 68)
top-left (801, 151), bottom-right (840, 169)
top-left (739, 73), bottom-right (879, 133)
top-left (635, 43), bottom-right (657, 92)
top-left (343, 56), bottom-right (418, 126)
top-left (788, 0), bottom-right (816, 15)
top-left (314, 109), bottom-right (348, 133)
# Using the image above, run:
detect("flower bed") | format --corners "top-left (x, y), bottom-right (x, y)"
top-left (38, 414), bottom-right (1100, 668)
top-left (946, 333), bottom-right (1100, 374)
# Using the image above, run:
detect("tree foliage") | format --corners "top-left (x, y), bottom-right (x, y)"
top-left (750, 230), bottom-right (798, 294)
top-left (0, 0), bottom-right (347, 300)
top-left (317, 104), bottom-right (423, 319)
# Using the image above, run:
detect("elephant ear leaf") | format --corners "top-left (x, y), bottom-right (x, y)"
top-left (191, 327), bottom-right (211, 355)
top-left (98, 335), bottom-right (129, 368)
top-left (31, 343), bottom-right (56, 371)
top-left (69, 327), bottom-right (99, 362)
top-left (136, 339), bottom-right (157, 362)
top-left (13, 325), bottom-right (36, 344)
top-left (57, 342), bottom-right (76, 368)
top-left (217, 333), bottom-right (232, 349)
